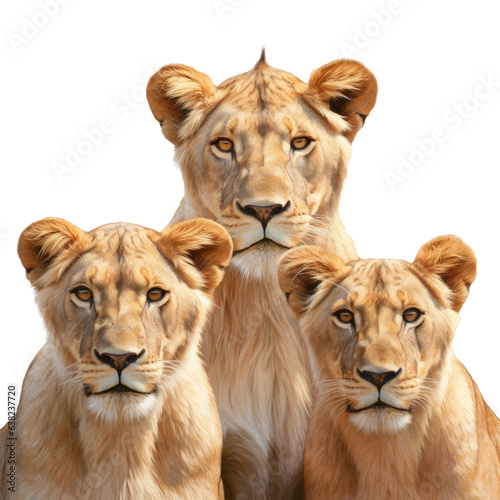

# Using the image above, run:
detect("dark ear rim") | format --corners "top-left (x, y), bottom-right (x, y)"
top-left (146, 65), bottom-right (186, 123)
top-left (158, 218), bottom-right (233, 294)
top-left (278, 246), bottom-right (349, 316)
top-left (304, 58), bottom-right (378, 142)
top-left (146, 64), bottom-right (217, 146)
top-left (413, 235), bottom-right (477, 312)
top-left (17, 217), bottom-right (90, 287)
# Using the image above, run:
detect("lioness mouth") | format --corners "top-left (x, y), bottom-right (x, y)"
top-left (233, 238), bottom-right (290, 255)
top-left (84, 384), bottom-right (156, 396)
top-left (347, 401), bottom-right (410, 413)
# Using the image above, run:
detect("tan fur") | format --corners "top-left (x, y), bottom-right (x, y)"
top-left (147, 53), bottom-right (377, 499)
top-left (279, 236), bottom-right (500, 499)
top-left (0, 217), bottom-right (232, 499)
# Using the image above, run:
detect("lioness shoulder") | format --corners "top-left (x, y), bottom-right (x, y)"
top-left (279, 235), bottom-right (500, 500)
top-left (1, 217), bottom-right (231, 499)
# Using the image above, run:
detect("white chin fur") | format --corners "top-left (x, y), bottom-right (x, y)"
top-left (231, 242), bottom-right (286, 280)
top-left (350, 410), bottom-right (412, 434)
top-left (87, 393), bottom-right (158, 423)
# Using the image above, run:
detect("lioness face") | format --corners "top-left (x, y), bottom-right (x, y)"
top-left (195, 96), bottom-right (352, 257)
top-left (18, 218), bottom-right (232, 422)
top-left (189, 82), bottom-right (351, 256)
top-left (279, 236), bottom-right (476, 434)
top-left (147, 55), bottom-right (377, 262)
top-left (302, 260), bottom-right (458, 434)
top-left (65, 224), bottom-right (208, 421)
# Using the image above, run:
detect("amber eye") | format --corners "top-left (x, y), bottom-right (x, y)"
top-left (335, 309), bottom-right (354, 324)
top-left (72, 286), bottom-right (93, 302)
top-left (147, 288), bottom-right (167, 303)
top-left (291, 137), bottom-right (311, 150)
top-left (403, 308), bottom-right (423, 323)
top-left (214, 138), bottom-right (234, 152)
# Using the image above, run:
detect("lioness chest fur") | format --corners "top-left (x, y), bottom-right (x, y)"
top-left (0, 217), bottom-right (232, 500)
top-left (147, 53), bottom-right (377, 499)
top-left (279, 235), bottom-right (500, 500)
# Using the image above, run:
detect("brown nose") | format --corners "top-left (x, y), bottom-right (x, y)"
top-left (95, 349), bottom-right (145, 374)
top-left (237, 202), bottom-right (289, 229)
top-left (358, 369), bottom-right (401, 390)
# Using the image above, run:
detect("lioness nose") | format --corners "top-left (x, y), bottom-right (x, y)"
top-left (358, 368), bottom-right (401, 390)
top-left (95, 349), bottom-right (145, 374)
top-left (238, 202), bottom-right (289, 229)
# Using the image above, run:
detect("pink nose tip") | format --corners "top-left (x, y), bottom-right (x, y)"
top-left (358, 369), bottom-right (401, 389)
top-left (238, 202), bottom-right (289, 229)
top-left (95, 349), bottom-right (145, 374)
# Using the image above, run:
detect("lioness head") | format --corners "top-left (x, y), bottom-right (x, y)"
top-left (279, 235), bottom-right (477, 433)
top-left (18, 217), bottom-right (232, 422)
top-left (147, 53), bottom-right (377, 267)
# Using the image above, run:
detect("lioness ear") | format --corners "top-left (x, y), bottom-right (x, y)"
top-left (278, 246), bottom-right (349, 316)
top-left (303, 59), bottom-right (377, 142)
top-left (18, 218), bottom-right (91, 289)
top-left (413, 235), bottom-right (477, 312)
top-left (147, 64), bottom-right (217, 146)
top-left (159, 218), bottom-right (233, 294)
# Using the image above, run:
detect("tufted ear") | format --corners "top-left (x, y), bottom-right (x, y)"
top-left (413, 235), bottom-right (477, 312)
top-left (18, 218), bottom-right (92, 289)
top-left (146, 64), bottom-right (217, 146)
top-left (159, 218), bottom-right (233, 294)
top-left (303, 59), bottom-right (377, 142)
top-left (278, 246), bottom-right (350, 316)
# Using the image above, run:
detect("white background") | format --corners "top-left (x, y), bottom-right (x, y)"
top-left (1, 0), bottom-right (499, 420)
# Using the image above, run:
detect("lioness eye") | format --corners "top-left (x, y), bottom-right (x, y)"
top-left (291, 137), bottom-right (311, 150)
top-left (335, 309), bottom-right (354, 324)
top-left (72, 286), bottom-right (93, 302)
top-left (215, 138), bottom-right (234, 152)
top-left (403, 308), bottom-right (423, 323)
top-left (147, 288), bottom-right (167, 303)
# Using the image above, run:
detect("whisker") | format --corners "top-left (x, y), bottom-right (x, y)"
top-left (305, 226), bottom-right (343, 244)
top-left (323, 279), bottom-right (351, 295)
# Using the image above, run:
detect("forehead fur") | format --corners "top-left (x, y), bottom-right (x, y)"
top-left (339, 259), bottom-right (453, 309)
top-left (76, 224), bottom-right (178, 293)
top-left (202, 56), bottom-right (349, 137)
top-left (217, 59), bottom-right (306, 109)
top-left (87, 223), bottom-right (160, 257)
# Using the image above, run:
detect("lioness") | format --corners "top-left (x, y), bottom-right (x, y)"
top-left (0, 217), bottom-right (232, 499)
top-left (279, 235), bottom-right (500, 499)
top-left (147, 52), bottom-right (377, 498)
